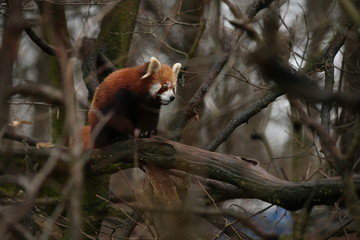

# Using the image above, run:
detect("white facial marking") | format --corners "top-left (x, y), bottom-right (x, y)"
top-left (149, 83), bottom-right (161, 96)
top-left (159, 89), bottom-right (176, 105)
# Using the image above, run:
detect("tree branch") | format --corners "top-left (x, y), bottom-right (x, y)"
top-left (289, 99), bottom-right (341, 168)
top-left (3, 131), bottom-right (46, 147)
top-left (24, 26), bottom-right (59, 56)
top-left (205, 88), bottom-right (284, 151)
top-left (9, 83), bottom-right (64, 106)
top-left (171, 0), bottom-right (276, 141)
top-left (128, 202), bottom-right (278, 240)
top-left (88, 137), bottom-right (360, 211)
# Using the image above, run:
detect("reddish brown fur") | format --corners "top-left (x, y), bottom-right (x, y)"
top-left (89, 63), bottom-right (175, 128)
top-left (83, 61), bottom-right (178, 149)
top-left (81, 125), bottom-right (91, 149)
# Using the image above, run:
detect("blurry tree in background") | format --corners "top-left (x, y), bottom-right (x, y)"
top-left (1, 0), bottom-right (360, 239)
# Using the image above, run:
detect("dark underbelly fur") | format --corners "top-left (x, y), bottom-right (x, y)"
top-left (93, 89), bottom-right (161, 148)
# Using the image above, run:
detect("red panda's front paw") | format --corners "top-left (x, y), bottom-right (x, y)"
top-left (139, 129), bottom-right (157, 138)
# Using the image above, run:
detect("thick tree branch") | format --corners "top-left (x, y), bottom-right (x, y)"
top-left (88, 137), bottom-right (360, 211)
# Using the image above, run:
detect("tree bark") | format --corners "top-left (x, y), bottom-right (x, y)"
top-left (89, 137), bottom-right (360, 211)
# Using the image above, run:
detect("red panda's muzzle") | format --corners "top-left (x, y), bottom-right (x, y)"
top-left (158, 88), bottom-right (176, 105)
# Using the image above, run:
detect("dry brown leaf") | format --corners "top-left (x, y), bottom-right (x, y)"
top-left (8, 118), bottom-right (32, 127)
top-left (36, 142), bottom-right (55, 149)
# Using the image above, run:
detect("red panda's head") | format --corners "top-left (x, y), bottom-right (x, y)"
top-left (141, 57), bottom-right (182, 105)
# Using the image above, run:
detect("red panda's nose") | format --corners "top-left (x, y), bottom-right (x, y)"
top-left (170, 95), bottom-right (176, 101)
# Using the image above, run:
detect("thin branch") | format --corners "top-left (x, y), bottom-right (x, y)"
top-left (341, 114), bottom-right (360, 236)
top-left (24, 26), bottom-right (59, 56)
top-left (55, 24), bottom-right (84, 240)
top-left (245, 0), bottom-right (276, 19)
top-left (0, 147), bottom-right (61, 237)
top-left (222, 0), bottom-right (244, 19)
top-left (3, 131), bottom-right (46, 147)
top-left (9, 83), bottom-right (64, 106)
top-left (79, 37), bottom-right (100, 99)
top-left (255, 50), bottom-right (360, 106)
top-left (289, 98), bottom-right (341, 169)
top-left (187, 18), bottom-right (206, 59)
top-left (205, 88), bottom-right (284, 151)
top-left (304, 19), bottom-right (353, 73)
top-left (0, 197), bottom-right (60, 206)
top-left (171, 0), bottom-right (276, 141)
top-left (320, 67), bottom-right (334, 132)
top-left (24, 29), bottom-right (114, 99)
top-left (112, 211), bottom-right (142, 239)
top-left (128, 203), bottom-right (279, 240)
top-left (323, 218), bottom-right (353, 240)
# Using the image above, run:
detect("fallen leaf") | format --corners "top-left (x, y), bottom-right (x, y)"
top-left (36, 142), bottom-right (55, 149)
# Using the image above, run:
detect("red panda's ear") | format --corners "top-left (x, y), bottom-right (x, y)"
top-left (141, 57), bottom-right (161, 79)
top-left (172, 63), bottom-right (182, 78)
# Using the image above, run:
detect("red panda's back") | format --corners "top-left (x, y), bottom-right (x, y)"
top-left (89, 64), bottom-right (146, 127)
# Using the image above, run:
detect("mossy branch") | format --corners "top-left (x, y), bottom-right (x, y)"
top-left (88, 137), bottom-right (360, 211)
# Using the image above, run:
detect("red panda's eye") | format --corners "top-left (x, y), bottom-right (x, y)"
top-left (163, 85), bottom-right (168, 90)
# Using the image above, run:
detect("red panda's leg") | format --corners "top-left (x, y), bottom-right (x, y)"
top-left (137, 109), bottom-right (160, 138)
top-left (92, 127), bottom-right (115, 148)
top-left (92, 114), bottom-right (135, 148)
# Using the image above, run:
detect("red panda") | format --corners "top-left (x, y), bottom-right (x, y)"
top-left (83, 57), bottom-right (181, 149)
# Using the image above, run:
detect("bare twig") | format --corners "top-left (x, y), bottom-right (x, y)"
top-left (24, 26), bottom-right (60, 56)
top-left (79, 37), bottom-right (100, 99)
top-left (187, 18), bottom-right (206, 59)
top-left (341, 114), bottom-right (360, 237)
top-left (245, 0), bottom-right (276, 18)
top-left (25, 29), bottom-right (115, 99)
top-left (171, 0), bottom-right (276, 141)
top-left (206, 88), bottom-right (283, 151)
top-left (9, 83), bottom-right (64, 106)
top-left (222, 0), bottom-right (244, 19)
top-left (323, 218), bottom-right (353, 240)
top-left (112, 211), bottom-right (142, 239)
top-left (128, 203), bottom-right (279, 240)
top-left (0, 197), bottom-right (59, 206)
top-left (304, 19), bottom-right (352, 73)
top-left (0, 147), bottom-right (62, 237)
top-left (320, 67), bottom-right (334, 132)
top-left (3, 131), bottom-right (47, 147)
top-left (56, 28), bottom-right (84, 240)
top-left (289, 98), bottom-right (341, 169)
top-left (292, 205), bottom-right (313, 240)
